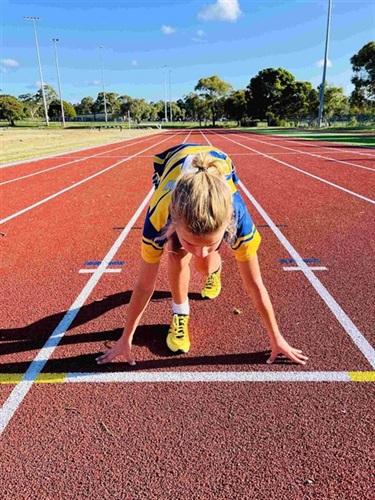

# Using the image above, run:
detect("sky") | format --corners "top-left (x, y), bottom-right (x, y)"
top-left (1, 0), bottom-right (374, 104)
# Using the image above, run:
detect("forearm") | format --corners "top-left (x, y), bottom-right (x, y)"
top-left (121, 286), bottom-right (154, 343)
top-left (245, 282), bottom-right (281, 341)
top-left (237, 257), bottom-right (281, 343)
top-left (121, 258), bottom-right (160, 343)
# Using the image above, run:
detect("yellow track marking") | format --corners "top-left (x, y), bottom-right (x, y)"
top-left (349, 372), bottom-right (375, 382)
top-left (35, 373), bottom-right (67, 384)
top-left (0, 374), bottom-right (23, 384)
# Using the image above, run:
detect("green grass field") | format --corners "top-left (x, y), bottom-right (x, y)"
top-left (242, 127), bottom-right (375, 148)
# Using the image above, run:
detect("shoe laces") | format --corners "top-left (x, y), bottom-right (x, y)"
top-left (205, 271), bottom-right (219, 290)
top-left (173, 314), bottom-right (188, 339)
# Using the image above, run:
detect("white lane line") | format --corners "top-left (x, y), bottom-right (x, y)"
top-left (79, 269), bottom-right (122, 274)
top-left (214, 132), bottom-right (375, 204)
top-left (0, 188), bottom-right (155, 436)
top-left (239, 180), bottom-right (375, 368)
top-left (65, 371), bottom-right (352, 383)
top-left (232, 132), bottom-right (375, 171)
top-left (0, 132), bottom-right (179, 225)
top-left (283, 139), bottom-right (375, 157)
top-left (0, 133), bottom-right (175, 186)
top-left (253, 134), bottom-right (375, 157)
top-left (202, 130), bottom-right (375, 369)
top-left (283, 266), bottom-right (328, 271)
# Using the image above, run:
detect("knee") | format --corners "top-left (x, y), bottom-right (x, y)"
top-left (168, 249), bottom-right (191, 270)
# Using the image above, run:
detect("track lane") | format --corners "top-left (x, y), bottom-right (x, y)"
top-left (210, 131), bottom-right (375, 202)
top-left (0, 133), bottom-right (184, 223)
top-left (208, 131), bottom-right (375, 349)
top-left (240, 132), bottom-right (375, 156)
top-left (0, 132), bottom-right (175, 181)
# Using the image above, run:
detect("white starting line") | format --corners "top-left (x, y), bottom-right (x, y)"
top-left (0, 371), bottom-right (374, 384)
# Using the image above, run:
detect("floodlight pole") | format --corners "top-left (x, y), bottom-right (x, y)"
top-left (50, 38), bottom-right (65, 127)
top-left (169, 69), bottom-right (173, 123)
top-left (99, 46), bottom-right (108, 123)
top-left (162, 65), bottom-right (168, 123)
top-left (317, 0), bottom-right (332, 128)
top-left (24, 16), bottom-right (49, 126)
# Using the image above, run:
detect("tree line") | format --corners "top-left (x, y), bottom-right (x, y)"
top-left (1, 42), bottom-right (373, 126)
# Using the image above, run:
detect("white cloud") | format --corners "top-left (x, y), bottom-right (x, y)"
top-left (198, 0), bottom-right (242, 22)
top-left (317, 59), bottom-right (332, 68)
top-left (197, 29), bottom-right (206, 37)
top-left (26, 81), bottom-right (43, 89)
top-left (1, 58), bottom-right (20, 73)
top-left (73, 80), bottom-right (102, 88)
top-left (1, 58), bottom-right (19, 68)
top-left (161, 24), bottom-right (177, 35)
top-left (132, 60), bottom-right (138, 67)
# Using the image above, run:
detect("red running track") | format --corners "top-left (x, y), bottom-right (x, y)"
top-left (1, 130), bottom-right (374, 499)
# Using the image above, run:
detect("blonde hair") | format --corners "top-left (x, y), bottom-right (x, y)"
top-left (165, 152), bottom-right (235, 240)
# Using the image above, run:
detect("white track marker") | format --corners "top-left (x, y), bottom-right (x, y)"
top-left (213, 132), bottom-right (375, 204)
top-left (233, 132), bottom-right (375, 172)
top-left (3, 371), bottom-right (375, 384)
top-left (79, 269), bottom-right (122, 274)
top-left (0, 188), bottom-right (155, 436)
top-left (0, 132), bottom-right (180, 225)
top-left (66, 371), bottom-right (352, 383)
top-left (201, 130), bottom-right (375, 369)
top-left (283, 266), bottom-right (328, 272)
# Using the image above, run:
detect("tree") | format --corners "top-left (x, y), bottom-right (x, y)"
top-left (0, 95), bottom-right (25, 126)
top-left (118, 94), bottom-right (133, 120)
top-left (129, 98), bottom-right (149, 123)
top-left (224, 90), bottom-right (247, 126)
top-left (282, 81), bottom-right (319, 125)
top-left (35, 85), bottom-right (58, 108)
top-left (94, 92), bottom-right (120, 116)
top-left (183, 92), bottom-right (210, 125)
top-left (350, 41), bottom-right (375, 99)
top-left (350, 87), bottom-right (375, 114)
top-left (48, 100), bottom-right (77, 120)
top-left (319, 83), bottom-right (350, 120)
top-left (195, 75), bottom-right (232, 126)
top-left (74, 96), bottom-right (94, 115)
top-left (246, 68), bottom-right (296, 125)
top-left (169, 102), bottom-right (183, 121)
top-left (18, 93), bottom-right (41, 119)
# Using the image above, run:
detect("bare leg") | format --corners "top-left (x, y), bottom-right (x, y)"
top-left (168, 235), bottom-right (192, 304)
top-left (193, 251), bottom-right (221, 277)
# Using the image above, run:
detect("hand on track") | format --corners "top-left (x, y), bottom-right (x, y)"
top-left (96, 338), bottom-right (135, 366)
top-left (267, 336), bottom-right (308, 365)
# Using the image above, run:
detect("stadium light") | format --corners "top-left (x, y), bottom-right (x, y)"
top-left (317, 0), bottom-right (332, 128)
top-left (99, 46), bottom-right (108, 123)
top-left (24, 16), bottom-right (49, 126)
top-left (50, 38), bottom-right (65, 127)
top-left (169, 69), bottom-right (173, 123)
top-left (162, 65), bottom-right (168, 123)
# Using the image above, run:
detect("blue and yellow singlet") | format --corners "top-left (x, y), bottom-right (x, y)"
top-left (141, 144), bottom-right (261, 263)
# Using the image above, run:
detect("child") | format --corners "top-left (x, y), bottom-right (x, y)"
top-left (96, 144), bottom-right (308, 366)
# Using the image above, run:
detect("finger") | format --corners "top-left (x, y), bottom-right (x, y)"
top-left (292, 350), bottom-right (309, 361)
top-left (266, 352), bottom-right (277, 364)
top-left (96, 350), bottom-right (114, 364)
top-left (289, 353), bottom-right (306, 365)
